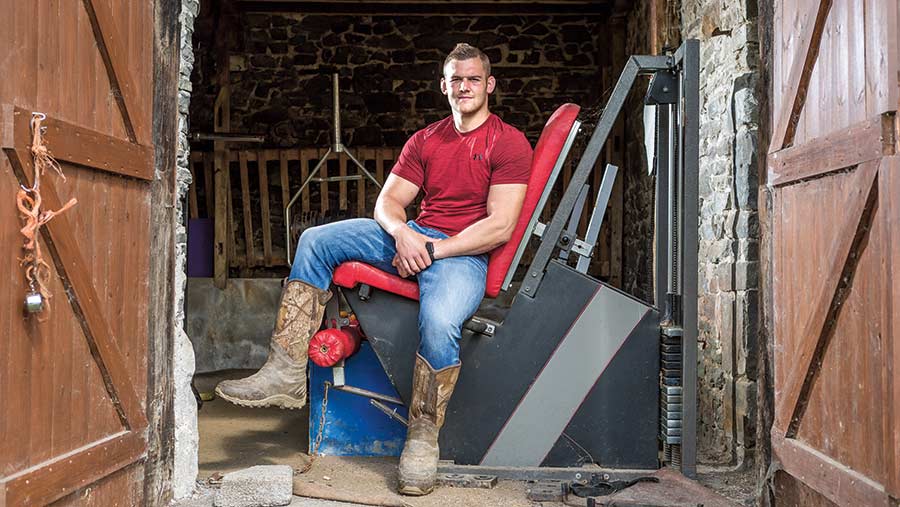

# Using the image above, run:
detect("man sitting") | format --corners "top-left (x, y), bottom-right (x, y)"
top-left (215, 42), bottom-right (533, 496)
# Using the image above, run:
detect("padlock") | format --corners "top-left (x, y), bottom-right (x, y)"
top-left (25, 291), bottom-right (44, 313)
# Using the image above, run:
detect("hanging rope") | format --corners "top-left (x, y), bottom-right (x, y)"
top-left (16, 113), bottom-right (77, 315)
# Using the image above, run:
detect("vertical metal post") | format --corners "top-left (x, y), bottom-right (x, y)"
top-left (679, 39), bottom-right (700, 479)
top-left (333, 73), bottom-right (342, 152)
top-left (654, 106), bottom-right (670, 310)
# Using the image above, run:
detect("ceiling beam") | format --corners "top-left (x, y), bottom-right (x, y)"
top-left (238, 1), bottom-right (613, 16)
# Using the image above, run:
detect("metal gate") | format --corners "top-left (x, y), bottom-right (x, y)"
top-left (767, 0), bottom-right (899, 504)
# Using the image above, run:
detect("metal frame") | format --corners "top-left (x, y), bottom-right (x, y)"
top-left (322, 40), bottom-right (701, 479)
top-left (501, 119), bottom-right (582, 291)
top-left (520, 55), bottom-right (669, 297)
top-left (513, 41), bottom-right (699, 477)
top-left (284, 73), bottom-right (383, 262)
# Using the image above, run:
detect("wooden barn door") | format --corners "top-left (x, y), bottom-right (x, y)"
top-left (0, 1), bottom-right (159, 505)
top-left (767, 0), bottom-right (900, 505)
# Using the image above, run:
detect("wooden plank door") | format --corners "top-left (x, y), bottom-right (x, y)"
top-left (0, 1), bottom-right (158, 505)
top-left (767, 0), bottom-right (900, 504)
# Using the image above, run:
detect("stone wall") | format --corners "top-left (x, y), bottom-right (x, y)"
top-left (186, 278), bottom-right (282, 373)
top-left (190, 13), bottom-right (610, 147)
top-left (174, 0), bottom-right (200, 499)
top-left (682, 0), bottom-right (760, 466)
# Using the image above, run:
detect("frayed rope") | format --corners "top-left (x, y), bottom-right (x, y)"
top-left (16, 113), bottom-right (77, 316)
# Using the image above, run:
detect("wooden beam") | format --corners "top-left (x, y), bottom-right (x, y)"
top-left (239, 151), bottom-right (256, 266)
top-left (768, 113), bottom-right (895, 186)
top-left (0, 105), bottom-right (153, 180)
top-left (773, 435), bottom-right (891, 507)
top-left (238, 0), bottom-right (613, 15)
top-left (358, 148), bottom-right (370, 217)
top-left (769, 0), bottom-right (833, 152)
top-left (3, 148), bottom-right (149, 433)
top-left (81, 0), bottom-right (148, 144)
top-left (204, 152), bottom-right (215, 218)
top-left (143, 0), bottom-right (180, 501)
top-left (301, 148), bottom-right (311, 213)
top-left (188, 181), bottom-right (199, 219)
top-left (213, 150), bottom-right (229, 288)
top-left (258, 150), bottom-right (272, 265)
top-left (774, 160), bottom-right (879, 434)
top-left (2, 431), bottom-right (145, 506)
top-left (882, 156), bottom-right (900, 497)
top-left (319, 148), bottom-right (329, 213)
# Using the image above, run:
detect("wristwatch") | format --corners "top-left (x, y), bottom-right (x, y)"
top-left (425, 242), bottom-right (436, 262)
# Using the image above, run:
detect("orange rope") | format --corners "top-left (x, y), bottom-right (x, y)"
top-left (16, 114), bottom-right (77, 315)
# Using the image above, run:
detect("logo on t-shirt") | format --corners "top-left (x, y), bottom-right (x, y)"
top-left (473, 153), bottom-right (484, 161)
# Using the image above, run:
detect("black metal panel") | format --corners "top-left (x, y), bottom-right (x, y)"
top-left (345, 261), bottom-right (599, 464)
top-left (341, 287), bottom-right (422, 403)
top-left (540, 309), bottom-right (660, 469)
top-left (445, 261), bottom-right (599, 464)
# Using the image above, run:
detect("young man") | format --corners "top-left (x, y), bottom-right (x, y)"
top-left (215, 43), bottom-right (533, 495)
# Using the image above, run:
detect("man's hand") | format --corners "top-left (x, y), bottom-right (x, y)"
top-left (391, 226), bottom-right (436, 278)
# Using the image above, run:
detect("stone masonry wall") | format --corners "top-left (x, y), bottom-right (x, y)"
top-left (682, 0), bottom-right (760, 466)
top-left (190, 13), bottom-right (610, 147)
top-left (174, 0), bottom-right (200, 499)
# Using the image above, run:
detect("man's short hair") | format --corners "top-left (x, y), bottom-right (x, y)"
top-left (443, 43), bottom-right (491, 76)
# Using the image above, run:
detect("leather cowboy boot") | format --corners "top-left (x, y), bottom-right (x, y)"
top-left (215, 279), bottom-right (331, 409)
top-left (398, 354), bottom-right (461, 496)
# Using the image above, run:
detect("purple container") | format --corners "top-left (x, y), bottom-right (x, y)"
top-left (187, 218), bottom-right (214, 277)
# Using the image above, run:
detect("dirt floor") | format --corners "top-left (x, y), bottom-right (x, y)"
top-left (187, 371), bottom-right (746, 507)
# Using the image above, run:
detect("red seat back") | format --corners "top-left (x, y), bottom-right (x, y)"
top-left (485, 103), bottom-right (580, 297)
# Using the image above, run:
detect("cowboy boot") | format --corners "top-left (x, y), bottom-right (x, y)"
top-left (215, 279), bottom-right (331, 409)
top-left (398, 354), bottom-right (461, 496)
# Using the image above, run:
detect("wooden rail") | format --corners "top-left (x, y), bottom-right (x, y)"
top-left (188, 145), bottom-right (623, 283)
top-left (189, 147), bottom-right (401, 268)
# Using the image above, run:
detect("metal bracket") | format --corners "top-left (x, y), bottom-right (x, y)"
top-left (331, 361), bottom-right (346, 386)
top-left (437, 474), bottom-right (498, 489)
top-left (644, 71), bottom-right (679, 105)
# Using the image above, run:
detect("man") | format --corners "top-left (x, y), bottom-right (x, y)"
top-left (215, 43), bottom-right (533, 496)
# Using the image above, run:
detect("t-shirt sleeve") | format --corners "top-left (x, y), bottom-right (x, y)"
top-left (389, 131), bottom-right (426, 187)
top-left (489, 129), bottom-right (533, 186)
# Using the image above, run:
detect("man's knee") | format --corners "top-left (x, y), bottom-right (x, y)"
top-left (296, 224), bottom-right (329, 255)
top-left (419, 311), bottom-right (461, 350)
top-left (418, 316), bottom-right (460, 369)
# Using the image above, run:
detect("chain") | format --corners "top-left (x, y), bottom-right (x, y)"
top-left (299, 381), bottom-right (330, 474)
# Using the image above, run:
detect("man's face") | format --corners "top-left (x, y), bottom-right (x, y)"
top-left (440, 57), bottom-right (496, 116)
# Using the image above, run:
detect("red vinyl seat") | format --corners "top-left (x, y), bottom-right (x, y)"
top-left (333, 103), bottom-right (581, 301)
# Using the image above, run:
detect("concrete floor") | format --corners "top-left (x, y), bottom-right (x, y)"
top-left (189, 370), bottom-right (744, 507)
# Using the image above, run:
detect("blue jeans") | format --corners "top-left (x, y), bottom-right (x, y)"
top-left (289, 218), bottom-right (488, 369)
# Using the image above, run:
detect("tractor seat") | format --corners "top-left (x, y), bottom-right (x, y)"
top-left (333, 103), bottom-right (581, 301)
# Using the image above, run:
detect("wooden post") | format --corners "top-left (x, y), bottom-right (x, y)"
top-left (203, 151), bottom-right (214, 218)
top-left (212, 4), bottom-right (232, 289)
top-left (258, 149), bottom-right (273, 266)
top-left (212, 89), bottom-right (229, 288)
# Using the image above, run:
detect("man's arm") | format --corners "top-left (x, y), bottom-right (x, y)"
top-left (431, 183), bottom-right (527, 259)
top-left (374, 173), bottom-right (435, 277)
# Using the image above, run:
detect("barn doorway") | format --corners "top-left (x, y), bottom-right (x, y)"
top-left (175, 0), bottom-right (743, 503)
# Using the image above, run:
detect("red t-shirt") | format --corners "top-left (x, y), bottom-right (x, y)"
top-left (390, 114), bottom-right (533, 237)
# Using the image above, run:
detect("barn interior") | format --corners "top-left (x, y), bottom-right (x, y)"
top-left (179, 0), bottom-right (746, 504)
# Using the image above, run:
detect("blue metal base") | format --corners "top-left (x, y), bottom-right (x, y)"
top-left (309, 341), bottom-right (408, 456)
